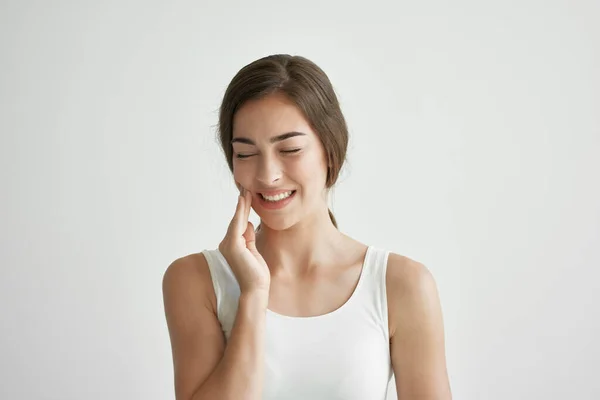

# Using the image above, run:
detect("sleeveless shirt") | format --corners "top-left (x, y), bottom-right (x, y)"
top-left (202, 245), bottom-right (393, 400)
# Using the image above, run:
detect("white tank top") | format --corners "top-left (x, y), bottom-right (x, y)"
top-left (202, 245), bottom-right (393, 400)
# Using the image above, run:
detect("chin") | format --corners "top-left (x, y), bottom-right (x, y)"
top-left (258, 216), bottom-right (298, 232)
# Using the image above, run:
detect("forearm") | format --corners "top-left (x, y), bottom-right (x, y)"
top-left (192, 291), bottom-right (268, 400)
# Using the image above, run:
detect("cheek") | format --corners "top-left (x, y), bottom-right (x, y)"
top-left (294, 155), bottom-right (328, 186)
top-left (232, 162), bottom-right (253, 187)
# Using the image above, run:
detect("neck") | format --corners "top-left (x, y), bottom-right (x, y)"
top-left (255, 206), bottom-right (347, 278)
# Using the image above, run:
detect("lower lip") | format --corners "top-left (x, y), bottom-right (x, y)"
top-left (257, 191), bottom-right (297, 210)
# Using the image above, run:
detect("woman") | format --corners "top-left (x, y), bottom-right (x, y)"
top-left (163, 54), bottom-right (452, 400)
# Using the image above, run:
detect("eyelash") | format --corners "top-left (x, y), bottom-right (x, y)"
top-left (235, 149), bottom-right (301, 159)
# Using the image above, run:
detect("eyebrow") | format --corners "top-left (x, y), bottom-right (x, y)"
top-left (231, 131), bottom-right (307, 145)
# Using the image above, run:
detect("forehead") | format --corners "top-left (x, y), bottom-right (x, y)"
top-left (232, 93), bottom-right (317, 140)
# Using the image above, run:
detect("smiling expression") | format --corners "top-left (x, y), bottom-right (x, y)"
top-left (231, 92), bottom-right (330, 229)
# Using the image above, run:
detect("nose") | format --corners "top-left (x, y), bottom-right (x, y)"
top-left (255, 154), bottom-right (282, 185)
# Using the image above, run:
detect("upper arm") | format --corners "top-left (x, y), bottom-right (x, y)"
top-left (387, 253), bottom-right (452, 400)
top-left (162, 253), bottom-right (226, 400)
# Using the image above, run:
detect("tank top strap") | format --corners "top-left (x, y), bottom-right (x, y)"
top-left (361, 246), bottom-right (391, 343)
top-left (202, 249), bottom-right (241, 338)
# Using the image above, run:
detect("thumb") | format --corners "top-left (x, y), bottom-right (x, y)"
top-left (243, 221), bottom-right (258, 251)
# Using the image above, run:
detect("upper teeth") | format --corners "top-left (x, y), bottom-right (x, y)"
top-left (262, 191), bottom-right (293, 201)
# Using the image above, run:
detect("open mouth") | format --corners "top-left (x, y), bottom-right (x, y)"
top-left (259, 190), bottom-right (296, 202)
top-left (257, 190), bottom-right (297, 210)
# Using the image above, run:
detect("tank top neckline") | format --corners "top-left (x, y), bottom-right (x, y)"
top-left (265, 245), bottom-right (373, 321)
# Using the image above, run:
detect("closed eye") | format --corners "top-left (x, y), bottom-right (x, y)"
top-left (235, 149), bottom-right (301, 159)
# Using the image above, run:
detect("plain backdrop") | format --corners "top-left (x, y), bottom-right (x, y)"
top-left (1, 1), bottom-right (599, 399)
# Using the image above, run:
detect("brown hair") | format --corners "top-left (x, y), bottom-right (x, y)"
top-left (218, 54), bottom-right (348, 228)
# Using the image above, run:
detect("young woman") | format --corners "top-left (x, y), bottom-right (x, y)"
top-left (163, 54), bottom-right (452, 400)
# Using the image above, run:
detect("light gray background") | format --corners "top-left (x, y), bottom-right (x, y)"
top-left (1, 1), bottom-right (599, 399)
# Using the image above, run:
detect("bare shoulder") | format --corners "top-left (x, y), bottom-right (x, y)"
top-left (385, 253), bottom-right (452, 397)
top-left (162, 253), bottom-right (225, 399)
top-left (385, 252), bottom-right (441, 336)
top-left (386, 252), bottom-right (436, 292)
top-left (162, 252), bottom-right (217, 316)
top-left (163, 252), bottom-right (209, 282)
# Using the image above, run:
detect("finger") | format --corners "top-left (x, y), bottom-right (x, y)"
top-left (237, 189), bottom-right (250, 234)
top-left (228, 192), bottom-right (245, 236)
top-left (243, 188), bottom-right (252, 222)
top-left (243, 221), bottom-right (257, 250)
